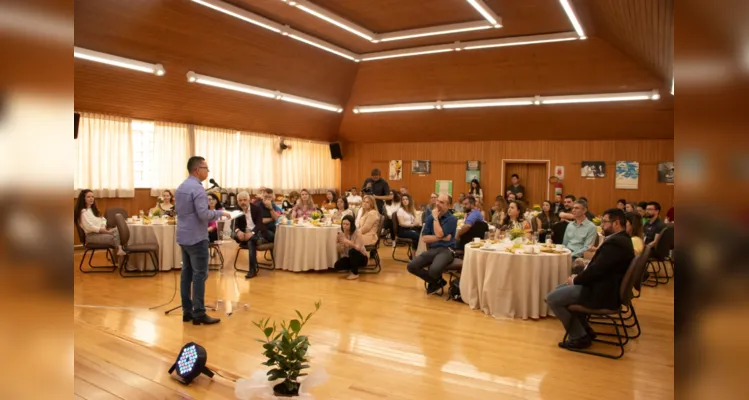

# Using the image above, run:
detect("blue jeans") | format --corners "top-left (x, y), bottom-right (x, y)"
top-left (180, 240), bottom-right (209, 318)
top-left (546, 283), bottom-right (589, 340)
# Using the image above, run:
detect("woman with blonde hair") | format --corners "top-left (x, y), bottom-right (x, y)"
top-left (291, 188), bottom-right (315, 219)
top-left (357, 195), bottom-right (380, 249)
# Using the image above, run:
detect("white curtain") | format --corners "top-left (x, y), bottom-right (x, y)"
top-left (150, 121), bottom-right (191, 196)
top-left (74, 112), bottom-right (134, 198)
top-left (194, 126), bottom-right (251, 194)
top-left (279, 138), bottom-right (338, 194)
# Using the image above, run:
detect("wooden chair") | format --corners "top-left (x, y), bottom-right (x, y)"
top-left (114, 214), bottom-right (159, 278)
top-left (390, 211), bottom-right (414, 263)
top-left (361, 214), bottom-right (385, 274)
top-left (561, 249), bottom-right (644, 359)
top-left (76, 225), bottom-right (118, 273)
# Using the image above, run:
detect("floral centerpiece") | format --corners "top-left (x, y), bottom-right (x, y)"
top-left (310, 211), bottom-right (322, 221)
top-left (532, 204), bottom-right (542, 212)
top-left (453, 211), bottom-right (465, 220)
top-left (509, 227), bottom-right (525, 241)
top-left (592, 217), bottom-right (601, 226)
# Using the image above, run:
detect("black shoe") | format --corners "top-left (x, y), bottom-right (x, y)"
top-left (584, 325), bottom-right (597, 340)
top-left (192, 315), bottom-right (221, 325)
top-left (183, 313), bottom-right (193, 322)
top-left (558, 335), bottom-right (592, 350)
top-left (245, 269), bottom-right (258, 279)
top-left (426, 279), bottom-right (447, 295)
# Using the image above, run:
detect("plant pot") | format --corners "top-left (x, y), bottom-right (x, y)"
top-left (273, 382), bottom-right (300, 397)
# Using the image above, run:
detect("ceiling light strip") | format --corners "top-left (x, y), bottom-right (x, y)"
top-left (379, 21), bottom-right (495, 42)
top-left (559, 0), bottom-right (586, 39)
top-left (191, 0), bottom-right (282, 33)
top-left (287, 33), bottom-right (359, 61)
top-left (466, 0), bottom-right (502, 26)
top-left (74, 47), bottom-right (165, 75)
top-left (290, 1), bottom-right (376, 41)
top-left (361, 47), bottom-right (454, 61)
top-left (353, 91), bottom-right (661, 113)
top-left (463, 32), bottom-right (579, 50)
top-left (186, 71), bottom-right (343, 112)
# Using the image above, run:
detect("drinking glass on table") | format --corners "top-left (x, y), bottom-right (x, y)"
top-left (484, 232), bottom-right (490, 241)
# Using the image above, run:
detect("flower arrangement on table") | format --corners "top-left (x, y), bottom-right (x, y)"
top-left (453, 211), bottom-right (465, 220)
top-left (592, 217), bottom-right (601, 226)
top-left (151, 208), bottom-right (162, 217)
top-left (532, 204), bottom-right (542, 212)
top-left (509, 227), bottom-right (525, 241)
top-left (310, 211), bottom-right (322, 221)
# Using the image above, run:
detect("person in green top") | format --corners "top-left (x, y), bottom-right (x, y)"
top-left (637, 201), bottom-right (649, 225)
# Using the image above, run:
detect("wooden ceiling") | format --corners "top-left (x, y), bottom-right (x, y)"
top-left (74, 0), bottom-right (673, 143)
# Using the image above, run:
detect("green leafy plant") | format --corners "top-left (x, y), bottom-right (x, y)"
top-left (253, 301), bottom-right (322, 396)
top-left (509, 227), bottom-right (525, 241)
top-left (151, 208), bottom-right (162, 217)
top-left (310, 211), bottom-right (322, 220)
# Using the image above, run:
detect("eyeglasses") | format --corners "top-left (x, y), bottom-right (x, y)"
top-left (601, 219), bottom-right (612, 224)
top-left (198, 166), bottom-right (210, 172)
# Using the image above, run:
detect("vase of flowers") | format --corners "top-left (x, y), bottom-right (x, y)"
top-left (310, 211), bottom-right (322, 221)
top-left (453, 211), bottom-right (465, 220)
top-left (509, 227), bottom-right (525, 242)
top-left (254, 301), bottom-right (321, 397)
top-left (592, 217), bottom-right (601, 226)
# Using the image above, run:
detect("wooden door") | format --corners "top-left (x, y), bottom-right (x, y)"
top-left (504, 163), bottom-right (548, 207)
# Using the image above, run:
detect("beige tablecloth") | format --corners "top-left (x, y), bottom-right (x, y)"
top-left (126, 223), bottom-right (181, 271)
top-left (460, 243), bottom-right (572, 320)
top-left (274, 224), bottom-right (340, 272)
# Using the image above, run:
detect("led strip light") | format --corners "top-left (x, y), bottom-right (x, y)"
top-left (353, 90), bottom-right (661, 113)
top-left (74, 47), bottom-right (165, 75)
top-left (186, 71), bottom-right (343, 112)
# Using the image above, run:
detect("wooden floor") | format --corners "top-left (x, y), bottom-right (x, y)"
top-left (74, 246), bottom-right (674, 400)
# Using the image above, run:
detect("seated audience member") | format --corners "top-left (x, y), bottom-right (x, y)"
top-left (535, 200), bottom-right (559, 243)
top-left (625, 212), bottom-right (645, 255)
top-left (644, 201), bottom-right (666, 245)
top-left (546, 208), bottom-right (634, 350)
top-left (152, 189), bottom-right (176, 216)
top-left (346, 187), bottom-right (362, 207)
top-left (637, 201), bottom-right (648, 225)
top-left (578, 196), bottom-right (596, 221)
top-left (333, 197), bottom-right (353, 222)
top-left (334, 215), bottom-right (368, 280)
top-left (321, 190), bottom-right (338, 210)
top-left (400, 186), bottom-right (409, 195)
top-left (469, 179), bottom-right (483, 204)
top-left (282, 191), bottom-right (299, 212)
top-left (456, 196), bottom-right (485, 250)
top-left (503, 200), bottom-right (532, 235)
top-left (666, 206), bottom-right (674, 223)
top-left (258, 188), bottom-right (282, 242)
top-left (506, 192), bottom-right (517, 203)
top-left (232, 191), bottom-right (266, 279)
top-left (453, 193), bottom-right (466, 212)
top-left (516, 191), bottom-right (526, 205)
top-left (75, 189), bottom-right (125, 257)
top-left (625, 202), bottom-right (637, 214)
top-left (384, 189), bottom-right (401, 237)
top-left (358, 196), bottom-right (380, 254)
top-left (558, 194), bottom-right (576, 221)
top-left (616, 198), bottom-right (627, 211)
top-left (421, 193), bottom-right (438, 224)
top-left (291, 188), bottom-right (315, 219)
top-left (251, 187), bottom-right (266, 206)
top-left (490, 196), bottom-right (508, 226)
top-left (552, 193), bottom-right (564, 215)
top-left (396, 194), bottom-right (422, 250)
top-left (407, 194), bottom-right (458, 295)
top-left (476, 198), bottom-right (487, 220)
top-left (563, 200), bottom-right (597, 259)
top-left (207, 193), bottom-right (223, 242)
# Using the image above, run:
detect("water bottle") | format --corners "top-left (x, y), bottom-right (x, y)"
top-left (532, 232), bottom-right (539, 244)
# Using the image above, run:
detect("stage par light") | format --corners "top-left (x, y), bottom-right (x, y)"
top-left (168, 342), bottom-right (214, 385)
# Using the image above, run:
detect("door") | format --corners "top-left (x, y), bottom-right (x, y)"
top-left (504, 162), bottom-right (548, 207)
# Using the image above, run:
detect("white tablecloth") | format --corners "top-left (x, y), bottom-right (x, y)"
top-left (460, 243), bottom-right (572, 320)
top-left (274, 224), bottom-right (340, 272)
top-left (126, 223), bottom-right (181, 271)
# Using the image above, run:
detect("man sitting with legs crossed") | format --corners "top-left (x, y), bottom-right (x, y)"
top-left (233, 191), bottom-right (268, 279)
top-left (407, 194), bottom-right (458, 295)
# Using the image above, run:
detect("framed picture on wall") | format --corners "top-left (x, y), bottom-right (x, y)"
top-left (615, 161), bottom-right (639, 189)
top-left (658, 161), bottom-right (674, 183)
top-left (389, 160), bottom-right (402, 180)
top-left (412, 160), bottom-right (431, 175)
top-left (581, 161), bottom-right (606, 178)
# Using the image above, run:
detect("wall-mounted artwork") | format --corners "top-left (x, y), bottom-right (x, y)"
top-left (658, 161), bottom-right (674, 183)
top-left (466, 160), bottom-right (481, 182)
top-left (389, 160), bottom-right (402, 180)
top-left (615, 161), bottom-right (639, 189)
top-left (412, 160), bottom-right (431, 175)
top-left (581, 161), bottom-right (606, 178)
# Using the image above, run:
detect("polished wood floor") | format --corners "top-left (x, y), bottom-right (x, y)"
top-left (74, 245), bottom-right (674, 399)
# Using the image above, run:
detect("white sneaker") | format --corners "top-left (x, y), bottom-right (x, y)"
top-left (346, 273), bottom-right (360, 280)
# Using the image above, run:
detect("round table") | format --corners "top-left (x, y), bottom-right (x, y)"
top-left (274, 224), bottom-right (340, 272)
top-left (126, 222), bottom-right (181, 271)
top-left (460, 243), bottom-right (572, 320)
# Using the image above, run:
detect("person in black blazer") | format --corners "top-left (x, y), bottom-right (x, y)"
top-left (546, 208), bottom-right (634, 350)
top-left (232, 192), bottom-right (267, 279)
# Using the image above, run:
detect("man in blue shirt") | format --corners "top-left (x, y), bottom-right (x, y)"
top-left (563, 200), bottom-right (597, 260)
top-left (258, 188), bottom-right (283, 242)
top-left (175, 156), bottom-right (231, 326)
top-left (456, 196), bottom-right (485, 250)
top-left (407, 194), bottom-right (458, 294)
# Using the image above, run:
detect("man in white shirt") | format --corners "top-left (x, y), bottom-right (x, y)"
top-left (347, 187), bottom-right (362, 206)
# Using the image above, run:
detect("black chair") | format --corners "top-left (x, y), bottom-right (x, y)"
top-left (76, 225), bottom-right (118, 273)
top-left (208, 242), bottom-right (225, 270)
top-left (114, 214), bottom-right (159, 278)
top-left (233, 240), bottom-right (275, 273)
top-left (561, 250), bottom-right (643, 359)
top-left (551, 221), bottom-right (568, 245)
top-left (457, 220), bottom-right (489, 251)
top-left (362, 214), bottom-right (385, 274)
top-left (391, 211), bottom-right (414, 263)
top-left (643, 224), bottom-right (674, 286)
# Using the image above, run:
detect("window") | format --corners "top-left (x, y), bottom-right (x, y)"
top-left (132, 120), bottom-right (154, 188)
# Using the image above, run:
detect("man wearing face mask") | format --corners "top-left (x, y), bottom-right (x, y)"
top-left (546, 208), bottom-right (634, 350)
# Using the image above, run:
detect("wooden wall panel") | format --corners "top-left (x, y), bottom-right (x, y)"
top-left (340, 139), bottom-right (674, 216)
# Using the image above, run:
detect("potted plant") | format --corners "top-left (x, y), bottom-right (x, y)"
top-left (253, 301), bottom-right (321, 397)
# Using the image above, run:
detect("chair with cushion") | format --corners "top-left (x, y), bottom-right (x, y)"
top-left (361, 214), bottom-right (385, 274)
top-left (560, 249), bottom-right (643, 359)
top-left (391, 211), bottom-right (414, 263)
top-left (551, 221), bottom-right (568, 244)
top-left (77, 225), bottom-right (118, 273)
top-left (643, 224), bottom-right (674, 286)
top-left (233, 239), bottom-right (275, 273)
top-left (114, 214), bottom-right (159, 278)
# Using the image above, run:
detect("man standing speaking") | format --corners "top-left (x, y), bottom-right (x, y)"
top-left (175, 156), bottom-right (231, 325)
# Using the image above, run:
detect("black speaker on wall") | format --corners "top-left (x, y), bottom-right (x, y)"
top-left (74, 112), bottom-right (81, 139)
top-left (329, 142), bottom-right (342, 160)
